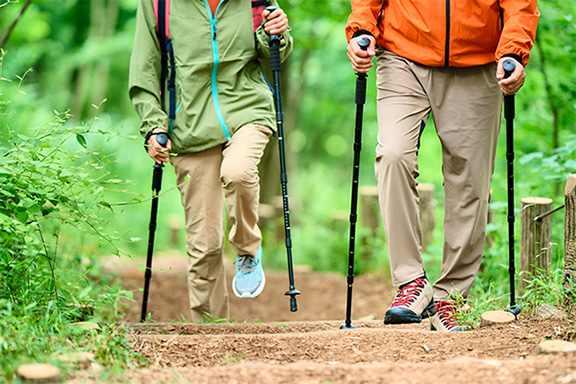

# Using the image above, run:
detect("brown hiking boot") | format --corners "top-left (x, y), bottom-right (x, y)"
top-left (384, 277), bottom-right (436, 324)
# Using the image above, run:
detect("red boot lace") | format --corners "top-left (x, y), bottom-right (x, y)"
top-left (436, 301), bottom-right (461, 329)
top-left (390, 278), bottom-right (427, 307)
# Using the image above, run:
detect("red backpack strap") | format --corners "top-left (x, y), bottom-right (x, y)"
top-left (252, 0), bottom-right (270, 32)
top-left (154, 0), bottom-right (176, 132)
top-left (154, 0), bottom-right (171, 39)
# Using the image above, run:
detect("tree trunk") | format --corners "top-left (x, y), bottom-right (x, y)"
top-left (91, 0), bottom-right (120, 107)
top-left (479, 310), bottom-right (515, 327)
top-left (72, 0), bottom-right (120, 118)
top-left (16, 364), bottom-right (61, 383)
top-left (535, 35), bottom-right (560, 150)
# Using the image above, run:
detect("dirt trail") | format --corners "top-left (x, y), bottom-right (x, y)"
top-left (114, 252), bottom-right (392, 323)
top-left (80, 253), bottom-right (576, 384)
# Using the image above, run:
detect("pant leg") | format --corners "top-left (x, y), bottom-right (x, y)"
top-left (426, 63), bottom-right (502, 299)
top-left (170, 147), bottom-right (230, 322)
top-left (374, 50), bottom-right (432, 287)
top-left (221, 124), bottom-right (272, 256)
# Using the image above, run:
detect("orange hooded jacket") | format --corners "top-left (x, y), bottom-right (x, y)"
top-left (345, 0), bottom-right (539, 67)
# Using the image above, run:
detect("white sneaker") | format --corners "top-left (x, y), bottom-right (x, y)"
top-left (232, 247), bottom-right (265, 298)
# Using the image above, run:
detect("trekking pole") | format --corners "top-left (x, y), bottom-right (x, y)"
top-left (140, 132), bottom-right (169, 322)
top-left (266, 6), bottom-right (300, 312)
top-left (341, 36), bottom-right (371, 330)
top-left (502, 59), bottom-right (521, 317)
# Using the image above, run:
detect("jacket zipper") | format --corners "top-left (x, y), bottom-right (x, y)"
top-left (445, 0), bottom-right (450, 66)
top-left (204, 0), bottom-right (231, 140)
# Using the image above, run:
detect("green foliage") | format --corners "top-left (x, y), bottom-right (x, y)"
top-left (262, 164), bottom-right (352, 273)
top-left (452, 286), bottom-right (509, 330)
top-left (529, 1), bottom-right (576, 139)
top-left (2, 0), bottom-right (573, 263)
top-left (0, 58), bottom-right (142, 379)
top-left (519, 134), bottom-right (576, 195)
top-left (202, 312), bottom-right (236, 324)
top-left (519, 267), bottom-right (565, 313)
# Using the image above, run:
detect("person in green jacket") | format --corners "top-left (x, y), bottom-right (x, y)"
top-left (129, 0), bottom-right (293, 322)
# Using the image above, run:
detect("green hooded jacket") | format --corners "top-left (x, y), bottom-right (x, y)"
top-left (129, 0), bottom-right (293, 153)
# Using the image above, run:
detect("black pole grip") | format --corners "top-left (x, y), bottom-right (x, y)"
top-left (266, 6), bottom-right (281, 71)
top-left (355, 76), bottom-right (367, 105)
top-left (354, 37), bottom-right (369, 105)
top-left (151, 132), bottom-right (168, 193)
top-left (503, 60), bottom-right (516, 120)
top-left (504, 93), bottom-right (515, 120)
top-left (270, 41), bottom-right (281, 72)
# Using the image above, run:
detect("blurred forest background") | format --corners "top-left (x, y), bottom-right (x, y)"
top-left (1, 0), bottom-right (575, 291)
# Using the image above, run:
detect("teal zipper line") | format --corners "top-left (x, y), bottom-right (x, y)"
top-left (170, 103), bottom-right (181, 132)
top-left (204, 0), bottom-right (231, 140)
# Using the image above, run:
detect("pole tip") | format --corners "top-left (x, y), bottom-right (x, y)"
top-left (506, 304), bottom-right (522, 318)
top-left (340, 322), bottom-right (356, 330)
top-left (290, 297), bottom-right (298, 312)
top-left (285, 289), bottom-right (300, 312)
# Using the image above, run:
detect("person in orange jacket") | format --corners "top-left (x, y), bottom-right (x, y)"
top-left (345, 0), bottom-right (539, 331)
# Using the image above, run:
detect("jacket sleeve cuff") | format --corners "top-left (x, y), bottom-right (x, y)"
top-left (352, 30), bottom-right (374, 39)
top-left (500, 53), bottom-right (523, 66)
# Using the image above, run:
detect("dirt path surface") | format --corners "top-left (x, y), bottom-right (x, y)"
top-left (82, 253), bottom-right (576, 383)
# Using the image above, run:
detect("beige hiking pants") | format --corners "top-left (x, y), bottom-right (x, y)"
top-left (170, 124), bottom-right (272, 322)
top-left (374, 50), bottom-right (502, 300)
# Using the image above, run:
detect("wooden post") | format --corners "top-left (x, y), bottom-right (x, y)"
top-left (519, 197), bottom-right (553, 293)
top-left (418, 183), bottom-right (436, 252)
top-left (563, 175), bottom-right (576, 304)
top-left (360, 186), bottom-right (380, 236)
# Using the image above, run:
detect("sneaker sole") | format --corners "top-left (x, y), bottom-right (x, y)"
top-left (384, 300), bottom-right (436, 325)
top-left (232, 273), bottom-right (266, 299)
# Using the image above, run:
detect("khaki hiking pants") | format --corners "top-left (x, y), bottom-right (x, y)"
top-left (374, 49), bottom-right (502, 300)
top-left (170, 124), bottom-right (272, 322)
